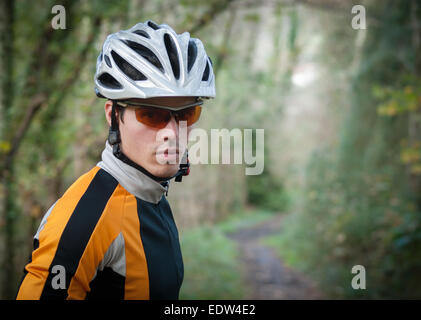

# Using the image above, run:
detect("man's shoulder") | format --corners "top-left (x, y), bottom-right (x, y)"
top-left (58, 165), bottom-right (133, 212)
top-left (38, 166), bottom-right (131, 241)
top-left (63, 166), bottom-right (115, 197)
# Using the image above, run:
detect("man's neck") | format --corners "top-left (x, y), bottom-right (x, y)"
top-left (97, 141), bottom-right (168, 203)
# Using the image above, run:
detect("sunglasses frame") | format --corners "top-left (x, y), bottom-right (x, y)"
top-left (115, 99), bottom-right (204, 128)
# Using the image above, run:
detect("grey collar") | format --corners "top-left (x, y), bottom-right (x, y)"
top-left (97, 141), bottom-right (168, 204)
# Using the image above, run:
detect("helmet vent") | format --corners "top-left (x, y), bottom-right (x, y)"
top-left (202, 60), bottom-right (210, 81)
top-left (147, 21), bottom-right (160, 30)
top-left (164, 33), bottom-right (180, 79)
top-left (132, 30), bottom-right (150, 38)
top-left (97, 73), bottom-right (123, 89)
top-left (122, 40), bottom-right (164, 73)
top-left (187, 40), bottom-right (197, 73)
top-left (111, 50), bottom-right (147, 81)
top-left (104, 54), bottom-right (112, 68)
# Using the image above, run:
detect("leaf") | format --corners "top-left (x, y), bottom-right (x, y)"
top-left (0, 141), bottom-right (11, 153)
top-left (393, 235), bottom-right (412, 249)
top-left (410, 164), bottom-right (421, 175)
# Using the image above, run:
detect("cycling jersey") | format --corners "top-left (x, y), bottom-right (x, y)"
top-left (16, 141), bottom-right (184, 300)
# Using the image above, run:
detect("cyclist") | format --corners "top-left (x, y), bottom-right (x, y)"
top-left (16, 20), bottom-right (215, 300)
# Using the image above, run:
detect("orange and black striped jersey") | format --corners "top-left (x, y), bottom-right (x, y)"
top-left (17, 142), bottom-right (184, 300)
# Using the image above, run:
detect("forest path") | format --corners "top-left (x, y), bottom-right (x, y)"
top-left (225, 215), bottom-right (324, 299)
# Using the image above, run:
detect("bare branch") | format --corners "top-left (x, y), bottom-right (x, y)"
top-left (0, 93), bottom-right (47, 182)
top-left (213, 7), bottom-right (237, 74)
top-left (231, 0), bottom-right (382, 26)
top-left (189, 0), bottom-right (237, 34)
top-left (0, 15), bottom-right (103, 180)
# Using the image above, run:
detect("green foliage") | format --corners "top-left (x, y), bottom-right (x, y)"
top-left (246, 131), bottom-right (289, 212)
top-left (179, 225), bottom-right (245, 299)
top-left (179, 208), bottom-right (276, 299)
top-left (217, 208), bottom-right (276, 233)
top-left (247, 171), bottom-right (289, 212)
top-left (280, 147), bottom-right (421, 298)
top-left (374, 75), bottom-right (421, 175)
top-left (272, 0), bottom-right (421, 298)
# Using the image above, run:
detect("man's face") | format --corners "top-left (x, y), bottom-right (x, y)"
top-left (105, 97), bottom-right (197, 179)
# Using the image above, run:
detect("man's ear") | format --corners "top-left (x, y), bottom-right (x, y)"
top-left (104, 100), bottom-right (114, 127)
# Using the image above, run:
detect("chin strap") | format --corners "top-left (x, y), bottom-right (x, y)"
top-left (175, 150), bottom-right (190, 182)
top-left (108, 101), bottom-right (190, 188)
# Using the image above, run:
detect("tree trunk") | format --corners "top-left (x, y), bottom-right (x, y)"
top-left (0, 0), bottom-right (15, 300)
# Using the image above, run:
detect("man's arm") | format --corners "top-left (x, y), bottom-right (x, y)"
top-left (17, 167), bottom-right (123, 300)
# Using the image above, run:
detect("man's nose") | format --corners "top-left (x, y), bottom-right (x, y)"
top-left (162, 114), bottom-right (178, 141)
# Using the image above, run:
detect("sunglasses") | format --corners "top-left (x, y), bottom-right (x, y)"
top-left (116, 100), bottom-right (203, 129)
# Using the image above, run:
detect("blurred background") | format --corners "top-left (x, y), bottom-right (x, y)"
top-left (1, 0), bottom-right (421, 300)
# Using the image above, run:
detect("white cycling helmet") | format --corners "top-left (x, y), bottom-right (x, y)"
top-left (94, 20), bottom-right (215, 100)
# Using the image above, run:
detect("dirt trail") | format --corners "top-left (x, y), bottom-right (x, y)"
top-left (225, 215), bottom-right (324, 299)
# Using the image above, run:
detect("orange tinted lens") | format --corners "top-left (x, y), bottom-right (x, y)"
top-left (177, 106), bottom-right (202, 126)
top-left (134, 107), bottom-right (171, 129)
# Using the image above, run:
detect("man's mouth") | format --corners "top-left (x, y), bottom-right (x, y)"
top-left (156, 148), bottom-right (179, 161)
